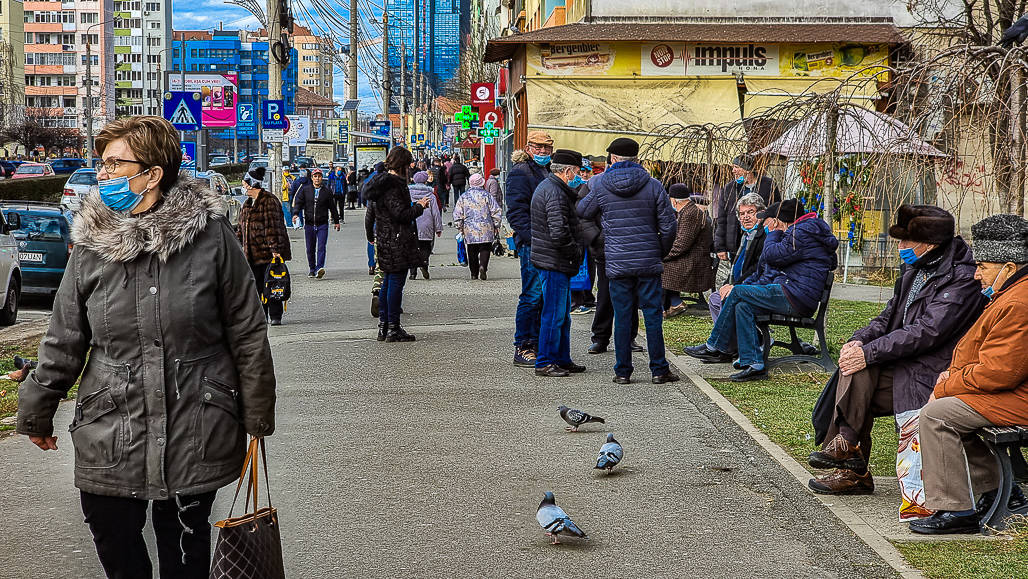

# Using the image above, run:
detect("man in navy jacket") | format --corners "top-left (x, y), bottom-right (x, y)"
top-left (506, 131), bottom-right (553, 367)
top-left (578, 138), bottom-right (679, 385)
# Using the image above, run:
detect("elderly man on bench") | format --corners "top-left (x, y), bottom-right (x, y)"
top-left (912, 214), bottom-right (1028, 534)
top-left (807, 206), bottom-right (986, 514)
top-left (684, 199), bottom-right (838, 381)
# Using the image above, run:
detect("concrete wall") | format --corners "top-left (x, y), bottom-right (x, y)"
top-left (589, 0), bottom-right (956, 27)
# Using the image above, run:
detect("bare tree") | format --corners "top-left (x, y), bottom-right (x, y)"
top-left (4, 109), bottom-right (81, 156)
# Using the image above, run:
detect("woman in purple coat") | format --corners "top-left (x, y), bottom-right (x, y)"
top-left (453, 173), bottom-right (502, 280)
top-left (409, 171), bottom-right (442, 279)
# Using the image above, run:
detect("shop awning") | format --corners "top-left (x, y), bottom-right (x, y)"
top-left (743, 77), bottom-right (881, 118)
top-left (526, 78), bottom-right (742, 161)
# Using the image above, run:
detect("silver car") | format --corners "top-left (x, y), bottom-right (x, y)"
top-left (61, 168), bottom-right (98, 212)
top-left (195, 171), bottom-right (241, 228)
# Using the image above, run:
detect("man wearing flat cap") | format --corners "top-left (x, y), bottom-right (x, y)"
top-left (910, 214), bottom-right (1028, 535)
top-left (578, 137), bottom-right (680, 385)
top-left (530, 149), bottom-right (587, 377)
top-left (507, 130), bottom-right (554, 368)
top-left (714, 153), bottom-right (780, 267)
top-left (803, 205), bottom-right (987, 508)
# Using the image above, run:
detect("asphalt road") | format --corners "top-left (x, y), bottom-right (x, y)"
top-left (0, 208), bottom-right (896, 578)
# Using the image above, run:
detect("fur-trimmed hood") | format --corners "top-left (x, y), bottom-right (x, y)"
top-left (72, 174), bottom-right (227, 263)
top-left (511, 149), bottom-right (531, 164)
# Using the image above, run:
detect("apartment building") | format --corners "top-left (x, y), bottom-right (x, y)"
top-left (112, 0), bottom-right (171, 117)
top-left (292, 25), bottom-right (333, 100)
top-left (0, 0), bottom-right (25, 119)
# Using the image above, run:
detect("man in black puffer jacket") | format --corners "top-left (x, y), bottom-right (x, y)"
top-left (530, 149), bottom-right (585, 378)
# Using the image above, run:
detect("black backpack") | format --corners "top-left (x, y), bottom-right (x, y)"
top-left (262, 255), bottom-right (291, 309)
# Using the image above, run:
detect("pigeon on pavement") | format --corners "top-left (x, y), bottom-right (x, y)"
top-left (594, 433), bottom-right (624, 473)
top-left (558, 405), bottom-right (605, 432)
top-left (536, 491), bottom-right (589, 545)
top-left (1000, 14), bottom-right (1028, 48)
top-left (14, 356), bottom-right (37, 371)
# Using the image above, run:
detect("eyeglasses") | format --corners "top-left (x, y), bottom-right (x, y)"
top-left (737, 209), bottom-right (758, 217)
top-left (100, 157), bottom-right (144, 173)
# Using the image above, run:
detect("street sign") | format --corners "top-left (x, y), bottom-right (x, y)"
top-left (180, 141), bottom-right (196, 176)
top-left (369, 120), bottom-right (391, 140)
top-left (453, 106), bottom-right (479, 130)
top-left (163, 92), bottom-right (202, 131)
top-left (237, 103), bottom-right (256, 136)
top-left (262, 128), bottom-right (284, 143)
top-left (471, 83), bottom-right (494, 107)
top-left (285, 115), bottom-right (310, 146)
top-left (262, 100), bottom-right (287, 129)
top-left (337, 119), bottom-right (349, 145)
top-left (479, 106), bottom-right (504, 129)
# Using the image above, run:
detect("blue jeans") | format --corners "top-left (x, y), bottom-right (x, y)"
top-left (282, 201), bottom-right (292, 227)
top-left (707, 284), bottom-right (795, 368)
top-left (304, 224), bottom-right (328, 272)
top-left (536, 269), bottom-right (572, 368)
top-left (379, 271), bottom-right (407, 324)
top-left (514, 244), bottom-right (543, 350)
top-left (609, 275), bottom-right (668, 378)
top-left (367, 242), bottom-right (376, 269)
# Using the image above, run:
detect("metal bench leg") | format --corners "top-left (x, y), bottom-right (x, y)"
top-left (760, 324), bottom-right (772, 368)
top-left (815, 325), bottom-right (836, 372)
top-left (981, 440), bottom-right (1015, 534)
top-left (1012, 447), bottom-right (1028, 481)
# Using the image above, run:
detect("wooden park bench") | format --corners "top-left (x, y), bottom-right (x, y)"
top-left (755, 276), bottom-right (837, 373)
top-left (977, 425), bottom-right (1028, 534)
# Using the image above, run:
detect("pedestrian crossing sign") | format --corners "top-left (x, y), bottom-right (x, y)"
top-left (163, 91), bottom-right (202, 131)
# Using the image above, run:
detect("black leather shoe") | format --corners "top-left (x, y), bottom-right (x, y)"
top-left (588, 342), bottom-right (608, 354)
top-left (683, 345), bottom-right (734, 363)
top-left (377, 322), bottom-right (387, 341)
top-left (733, 360), bottom-right (748, 370)
top-left (909, 511), bottom-right (981, 535)
top-left (612, 375), bottom-right (631, 384)
top-left (269, 319), bottom-right (282, 326)
top-left (976, 485), bottom-right (1027, 516)
top-left (535, 364), bottom-right (570, 377)
top-left (652, 372), bottom-right (680, 384)
top-left (730, 366), bottom-right (768, 382)
top-left (631, 340), bottom-right (644, 352)
top-left (559, 362), bottom-right (586, 373)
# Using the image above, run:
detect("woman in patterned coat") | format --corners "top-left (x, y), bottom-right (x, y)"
top-left (237, 166), bottom-right (292, 324)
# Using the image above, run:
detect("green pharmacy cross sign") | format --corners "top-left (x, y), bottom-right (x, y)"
top-left (454, 105), bottom-right (479, 130)
top-left (478, 121), bottom-right (500, 144)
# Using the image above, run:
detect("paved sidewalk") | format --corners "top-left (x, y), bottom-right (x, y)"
top-left (0, 210), bottom-right (897, 578)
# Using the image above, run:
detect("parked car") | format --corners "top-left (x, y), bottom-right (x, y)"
top-left (61, 168), bottom-right (97, 212)
top-left (209, 155), bottom-right (231, 166)
top-left (0, 209), bottom-right (21, 323)
top-left (11, 163), bottom-right (55, 179)
top-left (0, 160), bottom-right (26, 178)
top-left (48, 158), bottom-right (87, 174)
top-left (194, 171), bottom-right (241, 228)
top-left (0, 203), bottom-right (69, 297)
top-left (294, 156), bottom-right (315, 168)
top-left (248, 158), bottom-right (269, 173)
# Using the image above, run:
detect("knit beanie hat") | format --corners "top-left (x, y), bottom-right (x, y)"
top-left (971, 214), bottom-right (1028, 264)
top-left (413, 171), bottom-right (429, 184)
top-left (469, 173), bottom-right (485, 188)
top-left (243, 166), bottom-right (267, 190)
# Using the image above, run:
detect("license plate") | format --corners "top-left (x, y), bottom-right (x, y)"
top-left (20, 252), bottom-right (43, 263)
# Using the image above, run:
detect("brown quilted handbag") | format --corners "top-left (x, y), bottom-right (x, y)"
top-left (209, 437), bottom-right (286, 579)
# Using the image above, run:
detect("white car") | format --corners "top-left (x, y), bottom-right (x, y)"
top-left (210, 155), bottom-right (231, 167)
top-left (61, 168), bottom-right (98, 212)
top-left (0, 210), bottom-right (22, 325)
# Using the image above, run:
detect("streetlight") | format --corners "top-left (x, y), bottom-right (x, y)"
top-left (84, 17), bottom-right (119, 167)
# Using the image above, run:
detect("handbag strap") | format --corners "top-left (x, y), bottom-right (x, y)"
top-left (227, 437), bottom-right (274, 518)
top-left (227, 437), bottom-right (258, 518)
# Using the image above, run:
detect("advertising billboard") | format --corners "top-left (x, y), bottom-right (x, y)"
top-left (167, 72), bottom-right (239, 128)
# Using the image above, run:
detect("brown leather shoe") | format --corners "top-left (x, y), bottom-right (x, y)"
top-left (808, 433), bottom-right (867, 471)
top-left (808, 469), bottom-right (875, 495)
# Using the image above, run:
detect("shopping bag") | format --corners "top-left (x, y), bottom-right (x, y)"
top-left (896, 409), bottom-right (933, 521)
top-left (209, 437), bottom-right (285, 579)
top-left (570, 249), bottom-right (591, 291)
top-left (456, 234), bottom-right (467, 266)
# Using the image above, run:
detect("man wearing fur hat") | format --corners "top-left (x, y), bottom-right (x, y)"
top-left (714, 153), bottom-right (780, 264)
top-left (807, 205), bottom-right (986, 503)
top-left (910, 214), bottom-right (1028, 535)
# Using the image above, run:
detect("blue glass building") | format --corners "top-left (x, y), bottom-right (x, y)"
top-left (387, 0), bottom-right (469, 101)
top-left (171, 30), bottom-right (298, 140)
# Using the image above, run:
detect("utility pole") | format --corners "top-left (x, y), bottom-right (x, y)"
top-left (382, 2), bottom-right (391, 145)
top-left (349, 0), bottom-right (358, 165)
top-left (412, 61), bottom-right (419, 146)
top-left (85, 41), bottom-right (94, 166)
top-left (400, 41), bottom-right (407, 146)
top-left (267, 0), bottom-right (282, 204)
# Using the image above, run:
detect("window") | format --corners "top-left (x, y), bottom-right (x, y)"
top-left (80, 12), bottom-right (99, 24)
top-left (145, 2), bottom-right (161, 11)
top-left (146, 37), bottom-right (161, 47)
top-left (79, 54), bottom-right (99, 66)
top-left (149, 22), bottom-right (159, 29)
top-left (61, 34), bottom-right (74, 44)
top-left (63, 96), bottom-right (75, 108)
top-left (81, 33), bottom-right (98, 45)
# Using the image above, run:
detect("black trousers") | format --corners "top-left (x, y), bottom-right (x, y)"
top-left (467, 242), bottom-right (491, 277)
top-left (334, 196), bottom-right (346, 222)
top-left (80, 490), bottom-right (217, 579)
top-left (250, 261), bottom-right (284, 322)
top-left (410, 240), bottom-right (434, 277)
top-left (592, 262), bottom-right (638, 345)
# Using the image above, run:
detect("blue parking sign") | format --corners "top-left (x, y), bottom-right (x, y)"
top-left (262, 100), bottom-right (286, 129)
top-left (237, 103), bottom-right (256, 137)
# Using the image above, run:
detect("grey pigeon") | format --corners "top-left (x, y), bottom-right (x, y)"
top-left (14, 356), bottom-right (37, 371)
top-left (536, 491), bottom-right (589, 544)
top-left (558, 405), bottom-right (605, 432)
top-left (1000, 15), bottom-right (1028, 48)
top-left (594, 433), bottom-right (624, 473)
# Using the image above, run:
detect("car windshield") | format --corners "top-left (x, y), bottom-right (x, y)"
top-left (11, 214), bottom-right (64, 241)
top-left (17, 166), bottom-right (44, 175)
top-left (67, 171), bottom-right (97, 185)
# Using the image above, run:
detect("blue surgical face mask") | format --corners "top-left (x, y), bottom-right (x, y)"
top-left (98, 170), bottom-right (149, 212)
top-left (568, 175), bottom-right (584, 188)
top-left (763, 226), bottom-right (771, 234)
top-left (736, 176), bottom-right (745, 185)
top-left (534, 154), bottom-right (551, 166)
top-left (981, 267), bottom-right (1010, 299)
top-left (898, 247), bottom-right (920, 265)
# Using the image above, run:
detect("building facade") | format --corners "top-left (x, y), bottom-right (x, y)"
top-left (294, 86), bottom-right (336, 140)
top-left (292, 25), bottom-right (334, 100)
top-left (112, 0), bottom-right (171, 117)
top-left (0, 0), bottom-right (25, 122)
top-left (387, 0), bottom-right (470, 94)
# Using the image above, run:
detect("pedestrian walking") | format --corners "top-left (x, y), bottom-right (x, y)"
top-left (507, 131), bottom-right (553, 367)
top-left (357, 165), bottom-right (370, 207)
top-left (330, 165), bottom-right (347, 223)
top-left (578, 137), bottom-right (679, 385)
top-left (531, 149), bottom-right (586, 378)
top-left (448, 155), bottom-right (470, 204)
top-left (485, 167), bottom-right (503, 210)
top-left (432, 158), bottom-right (450, 210)
top-left (15, 116), bottom-right (276, 578)
top-left (409, 171), bottom-right (442, 280)
top-left (292, 168), bottom-right (341, 279)
top-left (365, 147), bottom-right (432, 342)
top-left (453, 173), bottom-right (502, 280)
top-left (346, 166), bottom-right (359, 209)
top-left (289, 168), bottom-right (309, 228)
top-left (661, 183), bottom-right (714, 318)
top-left (237, 166), bottom-right (292, 325)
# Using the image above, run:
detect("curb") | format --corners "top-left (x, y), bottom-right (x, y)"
top-left (668, 351), bottom-right (924, 579)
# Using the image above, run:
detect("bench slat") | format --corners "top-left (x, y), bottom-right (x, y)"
top-left (980, 426), bottom-right (1026, 444)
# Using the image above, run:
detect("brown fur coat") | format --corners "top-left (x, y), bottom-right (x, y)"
top-left (237, 189), bottom-right (291, 263)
